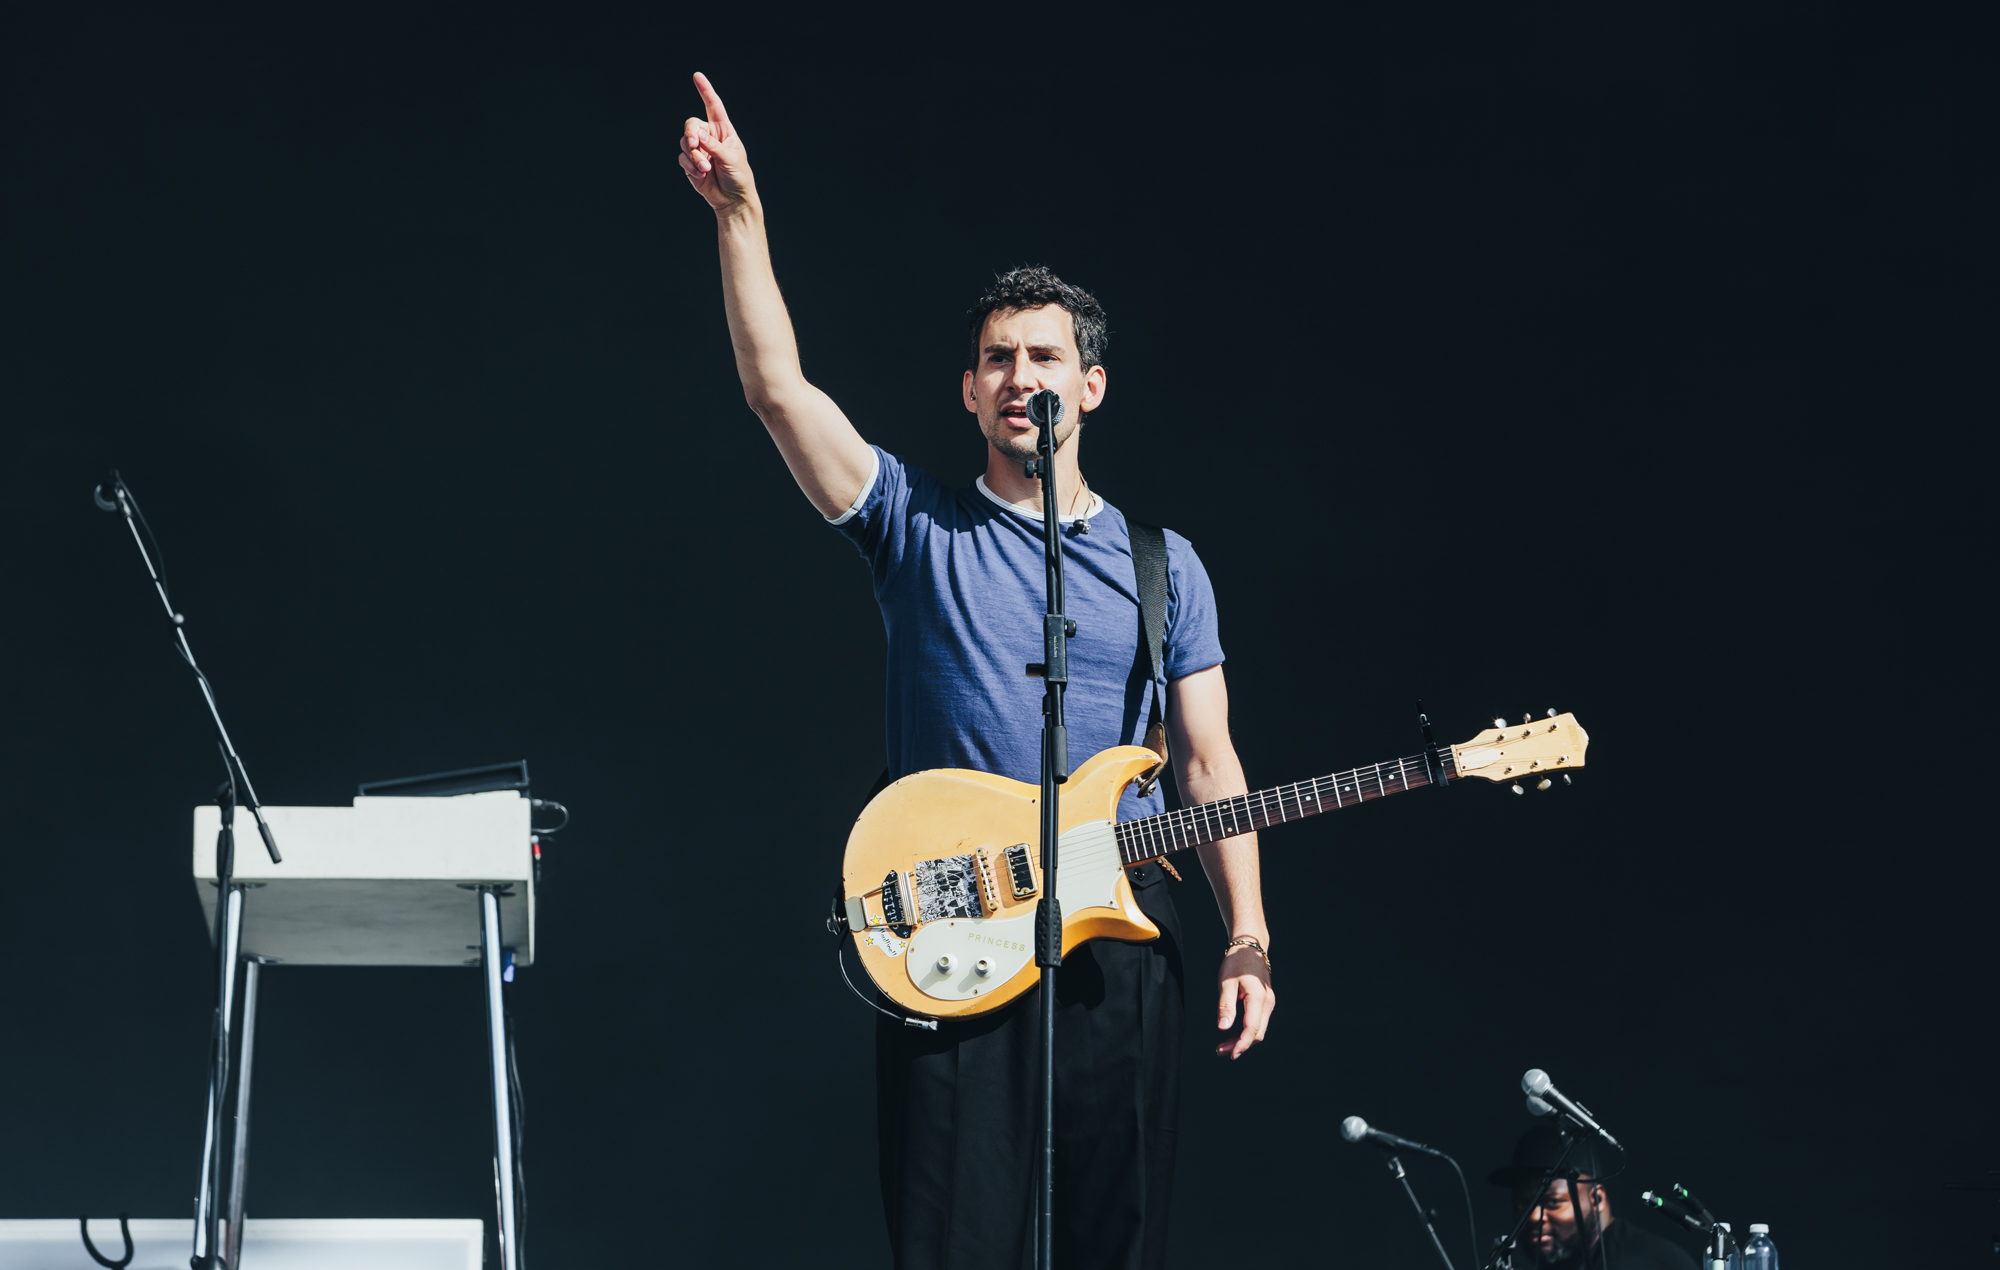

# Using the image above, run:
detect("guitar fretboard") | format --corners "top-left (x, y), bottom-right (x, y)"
top-left (1114, 749), bottom-right (1458, 866)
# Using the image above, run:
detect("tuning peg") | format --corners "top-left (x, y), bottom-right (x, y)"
top-left (1493, 717), bottom-right (1507, 729)
top-left (1562, 774), bottom-right (1572, 786)
top-left (1521, 714), bottom-right (1532, 725)
top-left (1510, 783), bottom-right (1524, 796)
top-left (1546, 707), bottom-right (1557, 718)
top-left (1536, 778), bottom-right (1552, 791)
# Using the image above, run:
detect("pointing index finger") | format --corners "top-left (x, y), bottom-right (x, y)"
top-left (692, 71), bottom-right (731, 139)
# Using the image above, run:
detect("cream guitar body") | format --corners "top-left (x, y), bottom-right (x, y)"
top-left (841, 747), bottom-right (1164, 1023)
top-left (839, 712), bottom-right (1589, 1022)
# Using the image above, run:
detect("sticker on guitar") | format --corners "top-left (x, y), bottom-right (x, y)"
top-left (861, 927), bottom-right (908, 958)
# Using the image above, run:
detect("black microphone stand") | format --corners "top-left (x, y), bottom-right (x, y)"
top-left (93, 472), bottom-right (281, 1270)
top-left (95, 473), bottom-right (283, 868)
top-left (1384, 1154), bottom-right (1459, 1270)
top-left (1023, 390), bottom-right (1072, 1270)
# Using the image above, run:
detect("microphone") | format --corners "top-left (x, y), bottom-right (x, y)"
top-left (1521, 1070), bottom-right (1622, 1150)
top-left (1526, 1095), bottom-right (1556, 1117)
top-left (94, 469), bottom-right (126, 512)
top-left (1670, 1183), bottom-right (1719, 1228)
top-left (1025, 388), bottom-right (1065, 431)
top-left (1640, 1191), bottom-right (1709, 1234)
top-left (1341, 1115), bottom-right (1448, 1160)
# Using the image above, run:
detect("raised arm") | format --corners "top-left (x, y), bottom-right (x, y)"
top-left (680, 72), bottom-right (874, 517)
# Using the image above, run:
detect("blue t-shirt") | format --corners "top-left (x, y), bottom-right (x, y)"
top-left (832, 446), bottom-right (1226, 822)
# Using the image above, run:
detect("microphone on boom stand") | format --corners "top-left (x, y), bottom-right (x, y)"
top-left (1521, 1069), bottom-right (1622, 1150)
top-left (1640, 1190), bottom-right (1709, 1234)
top-left (1025, 387), bottom-right (1065, 432)
top-left (1343, 1116), bottom-right (1479, 1270)
top-left (90, 469), bottom-right (281, 864)
top-left (92, 467), bottom-right (288, 1270)
top-left (1343, 1116), bottom-right (1451, 1161)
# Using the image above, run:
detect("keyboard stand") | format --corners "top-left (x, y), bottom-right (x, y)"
top-left (194, 791), bottom-right (535, 1270)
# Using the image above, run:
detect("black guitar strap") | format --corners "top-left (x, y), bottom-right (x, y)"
top-left (1127, 519), bottom-right (1171, 797)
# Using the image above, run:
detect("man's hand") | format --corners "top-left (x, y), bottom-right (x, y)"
top-left (1217, 946), bottom-right (1275, 1059)
top-left (679, 72), bottom-right (754, 214)
top-left (1168, 665), bottom-right (1276, 1060)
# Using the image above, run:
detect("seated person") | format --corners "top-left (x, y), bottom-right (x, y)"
top-left (1489, 1126), bottom-right (1697, 1269)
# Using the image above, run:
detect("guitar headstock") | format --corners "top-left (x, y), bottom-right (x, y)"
top-left (1450, 712), bottom-right (1589, 785)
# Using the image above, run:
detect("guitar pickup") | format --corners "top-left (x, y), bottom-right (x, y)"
top-left (975, 847), bottom-right (1003, 914)
top-left (1003, 844), bottom-right (1038, 899)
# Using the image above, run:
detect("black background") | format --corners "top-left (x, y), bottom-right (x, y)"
top-left (4, 1), bottom-right (1992, 1266)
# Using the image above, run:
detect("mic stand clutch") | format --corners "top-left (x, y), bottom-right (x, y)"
top-left (1022, 388), bottom-right (1072, 1270)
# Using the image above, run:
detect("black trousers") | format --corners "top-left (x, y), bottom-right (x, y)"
top-left (875, 864), bottom-right (1184, 1270)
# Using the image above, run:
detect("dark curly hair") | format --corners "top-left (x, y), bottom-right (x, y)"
top-left (967, 266), bottom-right (1108, 372)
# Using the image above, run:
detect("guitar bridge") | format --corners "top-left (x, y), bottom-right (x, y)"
top-left (1003, 844), bottom-right (1038, 899)
top-left (879, 870), bottom-right (909, 928)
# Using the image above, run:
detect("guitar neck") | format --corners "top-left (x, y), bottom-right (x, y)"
top-left (1113, 748), bottom-right (1459, 865)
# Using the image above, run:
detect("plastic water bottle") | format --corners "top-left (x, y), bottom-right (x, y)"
top-left (1742, 1224), bottom-right (1778, 1270)
top-left (1709, 1223), bottom-right (1743, 1270)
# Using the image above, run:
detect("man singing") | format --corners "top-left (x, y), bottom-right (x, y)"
top-left (678, 73), bottom-right (1275, 1269)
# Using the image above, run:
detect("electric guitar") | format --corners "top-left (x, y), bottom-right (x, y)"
top-left (839, 712), bottom-right (1589, 1020)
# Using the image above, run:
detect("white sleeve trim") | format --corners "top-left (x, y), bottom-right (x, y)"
top-left (824, 450), bottom-right (881, 526)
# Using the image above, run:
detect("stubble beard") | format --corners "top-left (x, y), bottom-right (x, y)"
top-left (982, 409), bottom-right (1081, 468)
top-left (1533, 1224), bottom-right (1582, 1265)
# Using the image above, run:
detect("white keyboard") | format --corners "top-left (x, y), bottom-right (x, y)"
top-left (192, 791), bottom-right (535, 967)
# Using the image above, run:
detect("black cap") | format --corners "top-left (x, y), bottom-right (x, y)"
top-left (1487, 1125), bottom-right (1603, 1188)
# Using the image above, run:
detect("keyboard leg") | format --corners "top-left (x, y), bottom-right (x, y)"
top-left (224, 955), bottom-right (262, 1266)
top-left (479, 888), bottom-right (520, 1270)
top-left (194, 885), bottom-right (244, 1268)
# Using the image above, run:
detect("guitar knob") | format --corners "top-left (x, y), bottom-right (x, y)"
top-left (936, 955), bottom-right (957, 974)
top-left (1511, 783), bottom-right (1524, 796)
top-left (975, 958), bottom-right (993, 977)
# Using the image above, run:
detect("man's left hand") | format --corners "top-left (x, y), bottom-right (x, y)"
top-left (1216, 947), bottom-right (1274, 1059)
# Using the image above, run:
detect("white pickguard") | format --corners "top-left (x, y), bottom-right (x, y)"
top-left (905, 820), bottom-right (1124, 1002)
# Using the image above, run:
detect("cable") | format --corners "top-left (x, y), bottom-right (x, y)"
top-left (505, 1008), bottom-right (528, 1270)
top-left (78, 1214), bottom-right (134, 1269)
top-left (115, 472), bottom-right (173, 600)
top-left (527, 800), bottom-right (568, 835)
top-left (1444, 1153), bottom-right (1479, 1270)
top-left (836, 941), bottom-right (936, 1030)
top-left (837, 941), bottom-right (907, 1023)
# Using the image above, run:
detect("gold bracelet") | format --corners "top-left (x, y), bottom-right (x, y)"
top-left (1223, 935), bottom-right (1271, 969)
